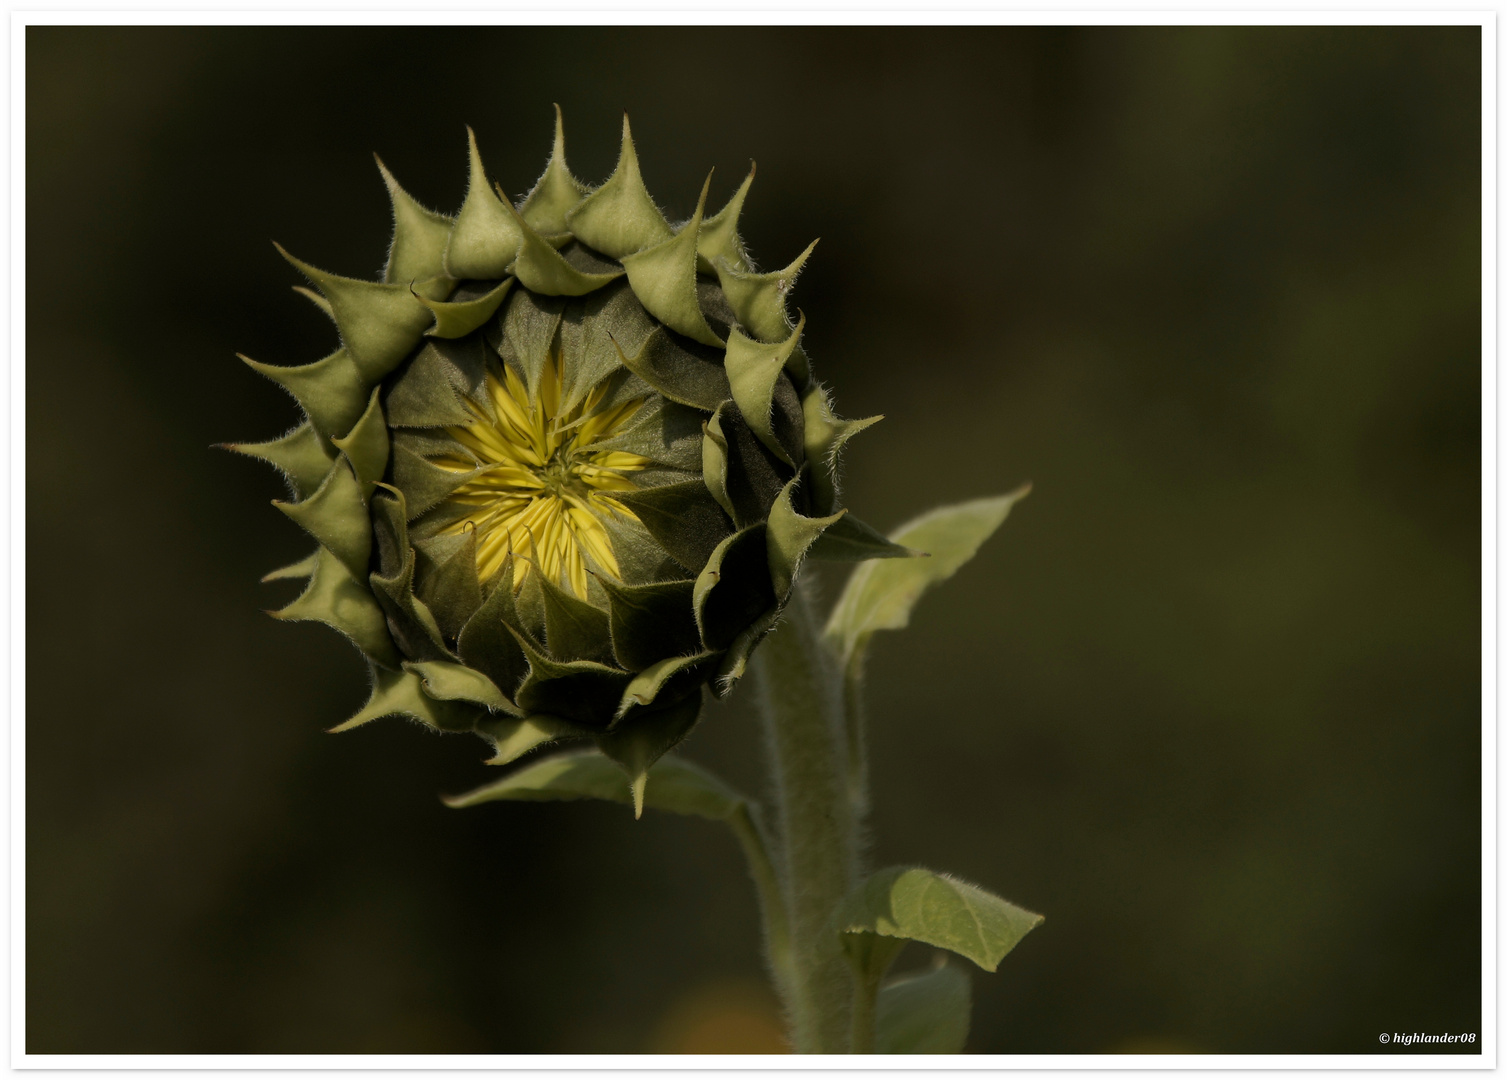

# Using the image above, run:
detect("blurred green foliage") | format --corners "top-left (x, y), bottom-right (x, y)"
top-left (26, 25), bottom-right (1479, 1054)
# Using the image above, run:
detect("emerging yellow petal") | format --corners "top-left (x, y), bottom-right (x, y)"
top-left (432, 356), bottom-right (649, 597)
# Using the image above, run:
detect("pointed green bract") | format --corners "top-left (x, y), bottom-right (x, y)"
top-left (801, 384), bottom-right (881, 516)
top-left (520, 104), bottom-right (586, 235)
top-left (837, 866), bottom-right (1043, 974)
top-left (599, 577), bottom-right (701, 672)
top-left (596, 691), bottom-right (705, 817)
top-left (274, 458), bottom-right (371, 580)
top-left (808, 512), bottom-right (922, 562)
top-left (716, 239), bottom-right (817, 343)
top-left (539, 575), bottom-right (615, 665)
top-left (271, 547), bottom-right (398, 668)
top-left (262, 551), bottom-right (318, 583)
top-left (241, 349), bottom-right (368, 442)
top-left (224, 422), bottom-right (336, 501)
top-left (506, 195), bottom-right (623, 297)
top-left (725, 316), bottom-right (806, 466)
top-left (376, 155), bottom-right (454, 287)
top-left (694, 524), bottom-right (776, 651)
top-left (509, 625), bottom-right (633, 729)
top-left (445, 127), bottom-right (524, 280)
top-left (292, 284), bottom-right (334, 319)
top-left (330, 387), bottom-right (389, 495)
top-left (444, 748), bottom-right (745, 822)
top-left (476, 714), bottom-right (574, 765)
top-left (417, 277), bottom-right (514, 339)
top-left (701, 406), bottom-right (736, 521)
top-left (765, 474), bottom-right (844, 599)
top-left (332, 663), bottom-right (479, 734)
top-left (621, 173), bottom-right (724, 347)
top-left (824, 489), bottom-right (1030, 668)
top-left (713, 604), bottom-right (781, 693)
top-left (613, 326), bottom-right (730, 410)
top-left (277, 244), bottom-right (443, 380)
top-left (404, 659), bottom-right (516, 714)
top-left (618, 652), bottom-right (717, 720)
top-left (697, 164), bottom-right (753, 274)
top-left (565, 113), bottom-right (672, 258)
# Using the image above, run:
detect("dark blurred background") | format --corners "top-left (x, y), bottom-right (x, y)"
top-left (26, 25), bottom-right (1481, 1055)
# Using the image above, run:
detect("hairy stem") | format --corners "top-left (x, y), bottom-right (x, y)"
top-left (753, 583), bottom-right (859, 1053)
top-left (727, 802), bottom-right (798, 1016)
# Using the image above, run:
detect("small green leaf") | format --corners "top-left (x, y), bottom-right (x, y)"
top-left (444, 747), bottom-right (745, 822)
top-left (838, 866), bottom-right (1042, 974)
top-left (875, 962), bottom-right (971, 1055)
top-left (823, 488), bottom-right (1030, 667)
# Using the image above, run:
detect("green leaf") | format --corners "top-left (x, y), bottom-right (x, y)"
top-left (823, 488), bottom-right (1030, 667)
top-left (443, 747), bottom-right (745, 822)
top-left (838, 866), bottom-right (1042, 974)
top-left (874, 962), bottom-right (972, 1055)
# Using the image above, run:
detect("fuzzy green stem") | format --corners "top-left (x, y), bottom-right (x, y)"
top-left (727, 802), bottom-right (798, 1018)
top-left (753, 584), bottom-right (858, 1053)
top-left (848, 965), bottom-right (882, 1054)
top-left (842, 649), bottom-right (871, 822)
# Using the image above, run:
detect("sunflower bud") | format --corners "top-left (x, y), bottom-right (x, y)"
top-left (228, 108), bottom-right (912, 809)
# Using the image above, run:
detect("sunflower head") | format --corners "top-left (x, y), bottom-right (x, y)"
top-left (226, 108), bottom-right (913, 810)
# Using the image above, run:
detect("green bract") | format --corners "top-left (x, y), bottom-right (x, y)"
top-left (229, 109), bottom-right (911, 810)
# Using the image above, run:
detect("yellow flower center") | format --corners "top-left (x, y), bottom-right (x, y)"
top-left (433, 356), bottom-right (650, 597)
